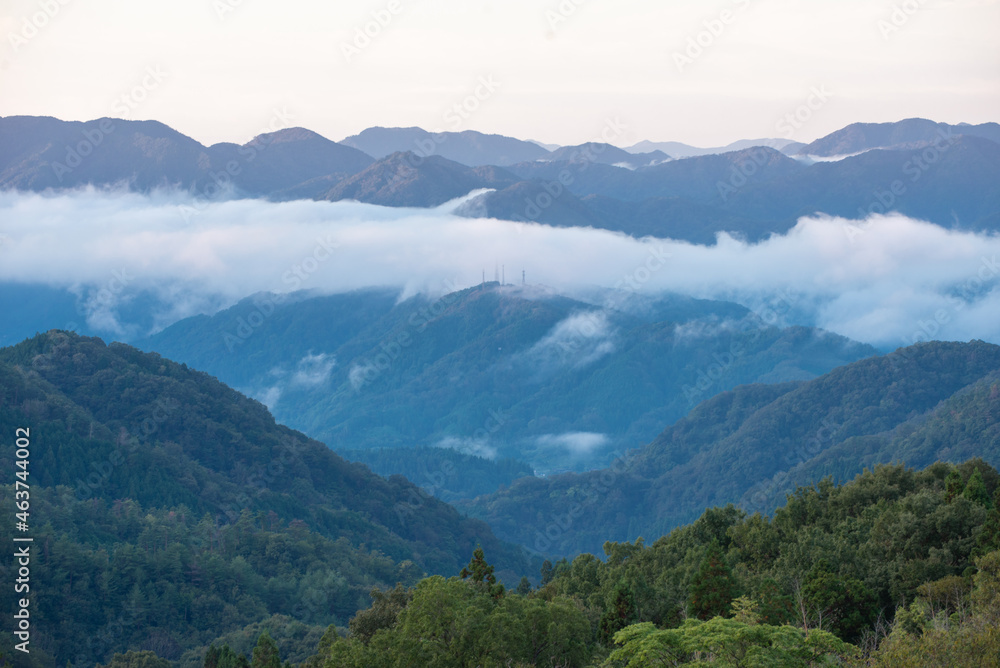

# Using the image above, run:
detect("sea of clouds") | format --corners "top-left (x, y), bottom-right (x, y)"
top-left (0, 187), bottom-right (998, 350)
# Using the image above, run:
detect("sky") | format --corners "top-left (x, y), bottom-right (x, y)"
top-left (1, 189), bottom-right (998, 350)
top-left (1, 0), bottom-right (997, 147)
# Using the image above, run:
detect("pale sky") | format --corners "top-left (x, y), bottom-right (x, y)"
top-left (1, 0), bottom-right (997, 148)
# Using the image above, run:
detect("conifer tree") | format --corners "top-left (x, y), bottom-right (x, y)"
top-left (687, 540), bottom-right (738, 620)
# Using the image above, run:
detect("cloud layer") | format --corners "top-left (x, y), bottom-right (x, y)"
top-left (1, 188), bottom-right (998, 349)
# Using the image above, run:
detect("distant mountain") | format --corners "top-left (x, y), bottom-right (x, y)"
top-left (796, 118), bottom-right (1000, 156)
top-left (0, 115), bottom-right (374, 195)
top-left (340, 126), bottom-right (550, 166)
top-left (320, 151), bottom-right (518, 207)
top-left (461, 340), bottom-right (1000, 555)
top-left (541, 142), bottom-right (670, 168)
top-left (504, 146), bottom-right (804, 202)
top-left (625, 137), bottom-right (800, 158)
top-left (211, 127), bottom-right (374, 193)
top-left (140, 285), bottom-right (877, 474)
top-left (456, 180), bottom-right (607, 228)
top-left (724, 135), bottom-right (1000, 229)
top-left (4, 116), bottom-right (1000, 245)
top-left (0, 330), bottom-right (532, 664)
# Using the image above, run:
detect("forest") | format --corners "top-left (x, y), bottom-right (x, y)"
top-left (2, 332), bottom-right (999, 666)
top-left (9, 459), bottom-right (999, 667)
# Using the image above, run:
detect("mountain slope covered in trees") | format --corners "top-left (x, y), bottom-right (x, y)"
top-left (0, 331), bottom-right (532, 665)
top-left (141, 285), bottom-right (877, 474)
top-left (462, 340), bottom-right (1000, 555)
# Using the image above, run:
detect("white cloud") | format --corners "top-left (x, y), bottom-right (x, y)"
top-left (291, 352), bottom-right (336, 387)
top-left (535, 432), bottom-right (610, 456)
top-left (435, 436), bottom-right (497, 460)
top-left (1, 189), bottom-right (999, 349)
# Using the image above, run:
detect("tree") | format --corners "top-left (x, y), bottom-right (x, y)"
top-left (250, 632), bottom-right (280, 668)
top-left (541, 559), bottom-right (555, 586)
top-left (96, 651), bottom-right (171, 668)
top-left (945, 468), bottom-right (964, 502)
top-left (974, 489), bottom-right (1000, 556)
top-left (600, 580), bottom-right (638, 643)
top-left (963, 469), bottom-right (991, 507)
top-left (516, 576), bottom-right (532, 595)
top-left (460, 546), bottom-right (505, 600)
top-left (349, 584), bottom-right (412, 643)
top-left (687, 540), bottom-right (738, 620)
top-left (801, 560), bottom-right (876, 641)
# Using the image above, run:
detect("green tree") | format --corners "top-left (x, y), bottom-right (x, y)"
top-left (96, 651), bottom-right (171, 668)
top-left (975, 489), bottom-right (1000, 557)
top-left (963, 468), bottom-right (991, 507)
top-left (600, 580), bottom-right (638, 643)
top-left (516, 576), bottom-right (532, 595)
top-left (945, 468), bottom-right (964, 502)
top-left (250, 632), bottom-right (280, 668)
top-left (800, 560), bottom-right (875, 641)
top-left (349, 584), bottom-right (412, 644)
top-left (460, 546), bottom-right (505, 600)
top-left (687, 540), bottom-right (738, 620)
top-left (541, 559), bottom-right (555, 586)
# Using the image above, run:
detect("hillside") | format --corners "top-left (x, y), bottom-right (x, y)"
top-left (140, 286), bottom-right (877, 474)
top-left (0, 331), bottom-right (532, 664)
top-left (303, 459), bottom-right (1000, 667)
top-left (462, 340), bottom-right (1000, 555)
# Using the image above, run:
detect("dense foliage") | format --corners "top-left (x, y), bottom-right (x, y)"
top-left (179, 460), bottom-right (999, 667)
top-left (142, 286), bottom-right (874, 474)
top-left (465, 341), bottom-right (1000, 554)
top-left (0, 332), bottom-right (530, 665)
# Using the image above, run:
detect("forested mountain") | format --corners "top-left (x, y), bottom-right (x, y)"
top-left (0, 116), bottom-right (374, 195)
top-left (339, 126), bottom-right (550, 166)
top-left (3, 116), bottom-right (999, 245)
top-left (210, 460), bottom-right (1000, 667)
top-left (0, 331), bottom-right (532, 665)
top-left (462, 340), bottom-right (1000, 556)
top-left (317, 152), bottom-right (518, 206)
top-left (140, 285), bottom-right (876, 474)
top-left (795, 118), bottom-right (1000, 156)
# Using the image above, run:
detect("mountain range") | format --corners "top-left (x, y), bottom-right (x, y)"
top-left (136, 285), bottom-right (878, 475)
top-left (460, 339), bottom-right (1000, 555)
top-left (3, 116), bottom-right (999, 244)
top-left (0, 330), bottom-right (533, 664)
